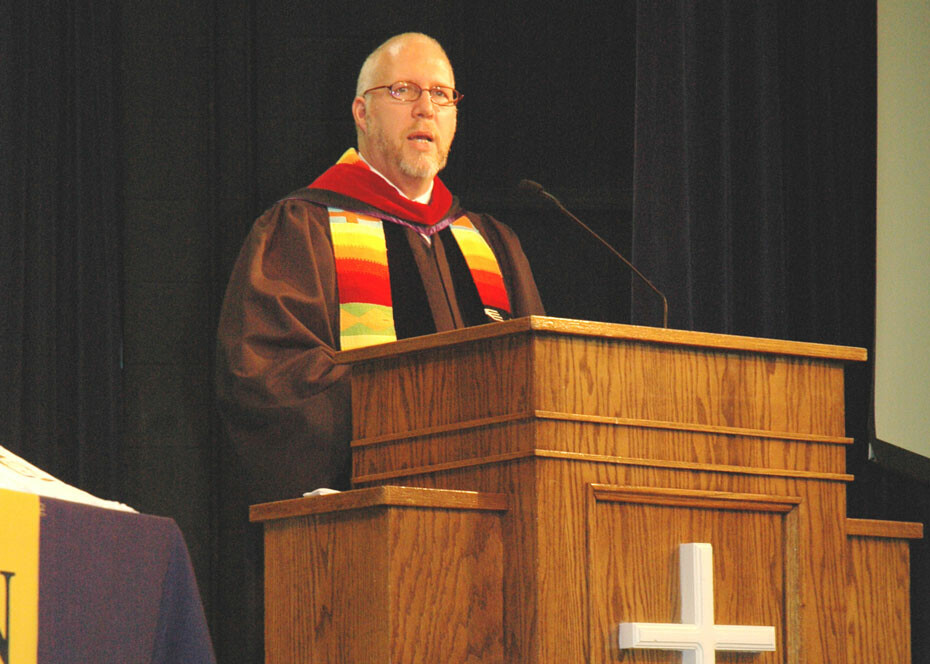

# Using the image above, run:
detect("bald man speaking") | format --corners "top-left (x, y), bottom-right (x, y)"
top-left (216, 33), bottom-right (543, 504)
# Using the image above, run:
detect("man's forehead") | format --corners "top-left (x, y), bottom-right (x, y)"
top-left (378, 39), bottom-right (454, 83)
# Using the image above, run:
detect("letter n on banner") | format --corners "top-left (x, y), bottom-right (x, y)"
top-left (0, 489), bottom-right (39, 664)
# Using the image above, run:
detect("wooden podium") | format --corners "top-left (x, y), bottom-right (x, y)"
top-left (251, 317), bottom-right (922, 663)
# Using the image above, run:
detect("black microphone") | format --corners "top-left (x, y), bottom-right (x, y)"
top-left (519, 179), bottom-right (669, 328)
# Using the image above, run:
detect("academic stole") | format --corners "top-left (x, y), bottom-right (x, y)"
top-left (329, 209), bottom-right (511, 350)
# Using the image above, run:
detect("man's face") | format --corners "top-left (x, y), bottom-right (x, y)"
top-left (354, 39), bottom-right (457, 197)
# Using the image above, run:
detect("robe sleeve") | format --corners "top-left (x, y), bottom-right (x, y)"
top-left (215, 200), bottom-right (352, 504)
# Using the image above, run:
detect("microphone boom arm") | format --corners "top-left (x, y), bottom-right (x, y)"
top-left (521, 179), bottom-right (669, 328)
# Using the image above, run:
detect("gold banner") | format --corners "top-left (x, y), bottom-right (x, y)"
top-left (0, 488), bottom-right (39, 664)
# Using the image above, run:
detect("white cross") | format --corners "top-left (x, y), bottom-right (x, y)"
top-left (618, 543), bottom-right (776, 664)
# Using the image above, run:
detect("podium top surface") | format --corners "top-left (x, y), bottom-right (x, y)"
top-left (335, 316), bottom-right (867, 365)
top-left (250, 486), bottom-right (508, 523)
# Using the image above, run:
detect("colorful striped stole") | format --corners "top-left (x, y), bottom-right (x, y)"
top-left (448, 216), bottom-right (511, 316)
top-left (329, 209), bottom-right (511, 350)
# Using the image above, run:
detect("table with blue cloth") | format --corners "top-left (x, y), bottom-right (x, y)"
top-left (35, 497), bottom-right (215, 664)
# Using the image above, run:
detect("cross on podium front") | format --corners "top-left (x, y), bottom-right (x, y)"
top-left (618, 543), bottom-right (777, 664)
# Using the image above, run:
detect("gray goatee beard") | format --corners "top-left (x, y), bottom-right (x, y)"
top-left (368, 116), bottom-right (451, 182)
top-left (398, 148), bottom-right (448, 180)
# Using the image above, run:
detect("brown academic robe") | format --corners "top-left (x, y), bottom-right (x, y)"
top-left (213, 190), bottom-right (542, 664)
top-left (215, 192), bottom-right (544, 505)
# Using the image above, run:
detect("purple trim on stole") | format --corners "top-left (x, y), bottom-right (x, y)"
top-left (281, 197), bottom-right (458, 236)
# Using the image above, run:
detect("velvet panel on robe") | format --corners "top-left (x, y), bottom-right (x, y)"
top-left (215, 192), bottom-right (544, 505)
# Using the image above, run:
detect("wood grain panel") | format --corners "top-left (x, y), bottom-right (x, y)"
top-left (579, 468), bottom-right (840, 664)
top-left (846, 519), bottom-right (922, 662)
top-left (587, 485), bottom-right (797, 663)
top-left (351, 421), bottom-right (537, 478)
top-left (262, 492), bottom-right (506, 663)
top-left (351, 418), bottom-right (849, 482)
top-left (354, 444), bottom-right (853, 487)
top-left (533, 335), bottom-right (847, 436)
top-left (350, 409), bottom-right (852, 449)
top-left (535, 410), bottom-right (853, 444)
top-left (591, 484), bottom-right (802, 512)
top-left (846, 517), bottom-right (923, 539)
top-left (342, 317), bottom-right (861, 443)
top-left (349, 334), bottom-right (531, 439)
top-left (388, 508), bottom-right (505, 663)
top-left (251, 485), bottom-right (507, 522)
top-left (351, 411), bottom-right (535, 447)
top-left (380, 459), bottom-right (545, 662)
top-left (264, 511), bottom-right (389, 663)
top-left (531, 449), bottom-right (852, 483)
top-left (539, 421), bottom-right (848, 475)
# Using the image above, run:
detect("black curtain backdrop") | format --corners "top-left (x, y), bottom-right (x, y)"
top-left (631, 0), bottom-right (875, 344)
top-left (0, 1), bottom-right (123, 499)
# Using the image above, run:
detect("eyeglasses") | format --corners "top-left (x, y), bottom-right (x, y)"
top-left (363, 81), bottom-right (463, 107)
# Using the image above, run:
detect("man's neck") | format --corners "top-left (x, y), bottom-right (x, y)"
top-left (357, 152), bottom-right (433, 203)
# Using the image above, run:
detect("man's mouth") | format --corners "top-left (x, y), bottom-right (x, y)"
top-left (408, 131), bottom-right (434, 143)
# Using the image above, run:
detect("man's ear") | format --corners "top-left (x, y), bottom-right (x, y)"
top-left (352, 96), bottom-right (367, 134)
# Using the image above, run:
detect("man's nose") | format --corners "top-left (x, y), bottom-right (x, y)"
top-left (411, 90), bottom-right (435, 116)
